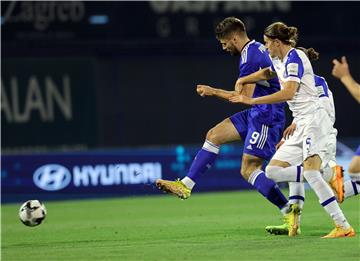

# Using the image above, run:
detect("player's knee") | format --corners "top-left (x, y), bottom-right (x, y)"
top-left (349, 165), bottom-right (360, 174)
top-left (241, 159), bottom-right (262, 180)
top-left (240, 165), bottom-right (253, 180)
top-left (348, 157), bottom-right (360, 174)
top-left (265, 165), bottom-right (279, 180)
top-left (206, 128), bottom-right (221, 145)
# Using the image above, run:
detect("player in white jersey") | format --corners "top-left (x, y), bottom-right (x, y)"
top-left (332, 56), bottom-right (360, 198)
top-left (266, 47), bottom-right (346, 235)
top-left (228, 22), bottom-right (355, 238)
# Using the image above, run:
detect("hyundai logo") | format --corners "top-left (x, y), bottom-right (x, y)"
top-left (33, 164), bottom-right (71, 191)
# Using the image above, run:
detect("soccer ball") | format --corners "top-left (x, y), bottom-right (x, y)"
top-left (19, 200), bottom-right (47, 227)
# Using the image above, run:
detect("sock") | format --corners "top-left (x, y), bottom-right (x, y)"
top-left (344, 173), bottom-right (360, 199)
top-left (321, 165), bottom-right (333, 182)
top-left (181, 177), bottom-right (196, 190)
top-left (248, 169), bottom-right (289, 212)
top-left (288, 182), bottom-right (305, 224)
top-left (185, 140), bottom-right (219, 186)
top-left (303, 170), bottom-right (350, 229)
top-left (265, 165), bottom-right (303, 183)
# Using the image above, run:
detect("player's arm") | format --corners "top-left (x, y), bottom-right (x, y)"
top-left (229, 81), bottom-right (298, 105)
top-left (235, 79), bottom-right (256, 98)
top-left (332, 57), bottom-right (360, 103)
top-left (196, 85), bottom-right (237, 100)
top-left (340, 76), bottom-right (360, 103)
top-left (197, 81), bottom-right (255, 100)
top-left (237, 67), bottom-right (277, 85)
top-left (276, 121), bottom-right (296, 150)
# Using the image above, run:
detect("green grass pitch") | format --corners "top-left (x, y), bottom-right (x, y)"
top-left (2, 190), bottom-right (359, 261)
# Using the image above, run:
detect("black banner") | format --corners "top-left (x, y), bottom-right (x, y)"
top-left (1, 58), bottom-right (98, 149)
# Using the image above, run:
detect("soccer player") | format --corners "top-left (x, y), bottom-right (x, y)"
top-left (332, 56), bottom-right (360, 198)
top-left (229, 22), bottom-right (355, 238)
top-left (156, 17), bottom-right (299, 233)
top-left (266, 47), bottom-right (345, 235)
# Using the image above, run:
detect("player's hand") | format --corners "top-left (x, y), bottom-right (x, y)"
top-left (283, 123), bottom-right (296, 139)
top-left (229, 94), bottom-right (254, 105)
top-left (275, 140), bottom-right (285, 150)
top-left (332, 56), bottom-right (350, 80)
top-left (197, 85), bottom-right (215, 97)
top-left (235, 80), bottom-right (245, 93)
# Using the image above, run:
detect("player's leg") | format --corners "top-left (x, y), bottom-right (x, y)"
top-left (267, 162), bottom-right (344, 236)
top-left (241, 154), bottom-right (289, 213)
top-left (239, 115), bottom-right (292, 212)
top-left (303, 155), bottom-right (355, 238)
top-left (183, 117), bottom-right (241, 187)
top-left (300, 110), bottom-right (354, 238)
top-left (156, 116), bottom-right (242, 199)
top-left (344, 149), bottom-right (360, 199)
top-left (264, 126), bottom-right (305, 183)
top-left (286, 181), bottom-right (304, 233)
top-left (263, 124), bottom-right (311, 237)
top-left (262, 159), bottom-right (301, 236)
top-left (321, 163), bottom-right (345, 203)
top-left (240, 120), bottom-right (301, 236)
top-left (265, 132), bottom-right (344, 200)
top-left (320, 129), bottom-right (345, 202)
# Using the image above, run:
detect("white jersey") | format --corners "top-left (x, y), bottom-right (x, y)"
top-left (314, 75), bottom-right (336, 124)
top-left (271, 49), bottom-right (319, 120)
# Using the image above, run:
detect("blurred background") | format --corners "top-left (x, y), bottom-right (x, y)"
top-left (2, 1), bottom-right (360, 202)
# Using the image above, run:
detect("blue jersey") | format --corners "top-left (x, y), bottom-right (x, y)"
top-left (239, 40), bottom-right (285, 125)
top-left (229, 40), bottom-right (285, 160)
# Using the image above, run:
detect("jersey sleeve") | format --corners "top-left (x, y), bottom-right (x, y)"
top-left (284, 54), bottom-right (304, 83)
top-left (315, 75), bottom-right (329, 97)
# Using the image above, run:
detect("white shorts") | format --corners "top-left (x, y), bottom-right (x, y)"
top-left (272, 109), bottom-right (333, 166)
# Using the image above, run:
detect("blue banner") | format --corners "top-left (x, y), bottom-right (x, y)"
top-left (1, 145), bottom-right (253, 203)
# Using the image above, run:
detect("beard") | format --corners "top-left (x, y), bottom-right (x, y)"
top-left (228, 48), bottom-right (240, 56)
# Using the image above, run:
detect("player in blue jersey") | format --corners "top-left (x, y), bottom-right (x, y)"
top-left (156, 17), bottom-right (299, 231)
top-left (229, 22), bottom-right (355, 238)
top-left (332, 56), bottom-right (360, 198)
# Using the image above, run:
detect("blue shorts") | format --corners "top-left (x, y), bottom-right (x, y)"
top-left (356, 145), bottom-right (360, 156)
top-left (230, 109), bottom-right (285, 161)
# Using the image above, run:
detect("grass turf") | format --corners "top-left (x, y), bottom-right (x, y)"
top-left (2, 190), bottom-right (359, 261)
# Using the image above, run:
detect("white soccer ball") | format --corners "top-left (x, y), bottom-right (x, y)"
top-left (19, 200), bottom-right (47, 227)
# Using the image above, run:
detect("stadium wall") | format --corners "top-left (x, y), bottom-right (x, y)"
top-left (2, 141), bottom-right (356, 203)
top-left (1, 144), bottom-right (253, 203)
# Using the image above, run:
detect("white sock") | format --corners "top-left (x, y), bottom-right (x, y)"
top-left (344, 173), bottom-right (360, 198)
top-left (280, 203), bottom-right (291, 216)
top-left (265, 165), bottom-right (303, 182)
top-left (181, 176), bottom-right (195, 190)
top-left (303, 170), bottom-right (350, 229)
top-left (349, 173), bottom-right (360, 182)
top-left (321, 165), bottom-right (333, 183)
top-left (288, 182), bottom-right (305, 224)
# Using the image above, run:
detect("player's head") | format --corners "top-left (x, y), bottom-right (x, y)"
top-left (215, 17), bottom-right (247, 56)
top-left (263, 22), bottom-right (298, 58)
top-left (296, 47), bottom-right (320, 62)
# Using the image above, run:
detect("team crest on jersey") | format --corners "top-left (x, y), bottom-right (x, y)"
top-left (287, 63), bottom-right (299, 76)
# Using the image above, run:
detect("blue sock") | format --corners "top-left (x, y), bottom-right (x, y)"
top-left (249, 170), bottom-right (288, 210)
top-left (187, 140), bottom-right (219, 182)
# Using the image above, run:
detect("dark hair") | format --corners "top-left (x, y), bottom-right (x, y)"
top-left (296, 47), bottom-right (320, 61)
top-left (264, 22), bottom-right (298, 46)
top-left (215, 17), bottom-right (246, 39)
